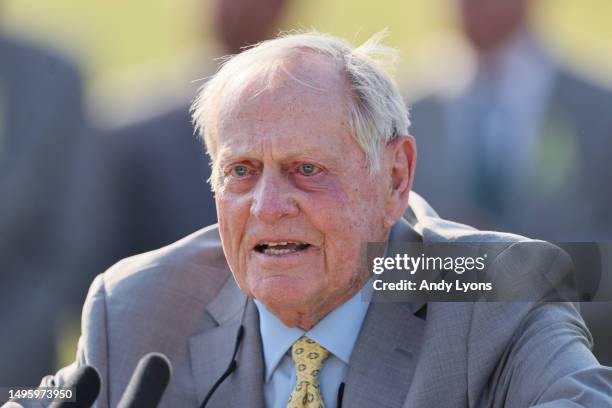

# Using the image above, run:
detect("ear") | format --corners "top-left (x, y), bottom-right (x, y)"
top-left (384, 135), bottom-right (417, 227)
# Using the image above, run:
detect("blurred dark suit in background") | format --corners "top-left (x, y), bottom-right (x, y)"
top-left (0, 33), bottom-right (86, 385)
top-left (411, 36), bottom-right (612, 240)
top-left (87, 107), bottom-right (215, 262)
top-left (409, 0), bottom-right (612, 364)
top-left (0, 0), bottom-right (290, 388)
top-left (79, 0), bottom-right (288, 271)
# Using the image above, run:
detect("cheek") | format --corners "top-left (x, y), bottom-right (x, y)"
top-left (307, 188), bottom-right (378, 274)
top-left (344, 182), bottom-right (385, 227)
top-left (216, 193), bottom-right (251, 269)
top-left (216, 191), bottom-right (250, 230)
top-left (305, 175), bottom-right (385, 237)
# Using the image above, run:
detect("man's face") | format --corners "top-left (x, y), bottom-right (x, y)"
top-left (212, 55), bottom-right (391, 326)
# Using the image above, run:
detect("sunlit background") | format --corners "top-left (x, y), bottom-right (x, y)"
top-left (2, 0), bottom-right (612, 125)
top-left (2, 0), bottom-right (612, 376)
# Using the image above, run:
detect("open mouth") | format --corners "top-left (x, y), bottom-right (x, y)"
top-left (254, 241), bottom-right (311, 255)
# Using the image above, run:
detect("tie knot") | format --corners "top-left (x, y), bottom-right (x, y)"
top-left (287, 336), bottom-right (330, 407)
top-left (291, 336), bottom-right (330, 381)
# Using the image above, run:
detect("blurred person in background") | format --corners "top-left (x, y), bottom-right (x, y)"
top-left (77, 0), bottom-right (288, 270)
top-left (1, 0), bottom-right (288, 389)
top-left (408, 0), bottom-right (612, 364)
top-left (10, 0), bottom-right (290, 390)
top-left (0, 30), bottom-right (86, 385)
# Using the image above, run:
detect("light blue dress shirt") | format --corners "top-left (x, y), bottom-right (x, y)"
top-left (254, 286), bottom-right (371, 408)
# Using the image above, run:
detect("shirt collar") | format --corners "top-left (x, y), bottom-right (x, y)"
top-left (255, 283), bottom-right (372, 382)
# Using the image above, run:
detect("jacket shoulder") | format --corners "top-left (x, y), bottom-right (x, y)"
top-left (406, 191), bottom-right (529, 247)
top-left (100, 224), bottom-right (230, 306)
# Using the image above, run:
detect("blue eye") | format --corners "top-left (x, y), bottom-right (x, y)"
top-left (230, 165), bottom-right (249, 177)
top-left (298, 163), bottom-right (320, 176)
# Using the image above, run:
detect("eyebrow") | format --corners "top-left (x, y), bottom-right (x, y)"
top-left (217, 146), bottom-right (343, 168)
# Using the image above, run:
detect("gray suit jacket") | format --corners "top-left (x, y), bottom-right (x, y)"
top-left (5, 193), bottom-right (612, 407)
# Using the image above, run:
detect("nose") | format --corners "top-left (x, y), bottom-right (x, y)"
top-left (250, 170), bottom-right (299, 222)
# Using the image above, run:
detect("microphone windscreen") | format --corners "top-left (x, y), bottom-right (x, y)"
top-left (116, 352), bottom-right (172, 408)
top-left (49, 365), bottom-right (101, 408)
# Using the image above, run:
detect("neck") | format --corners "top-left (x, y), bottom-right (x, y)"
top-left (268, 276), bottom-right (369, 330)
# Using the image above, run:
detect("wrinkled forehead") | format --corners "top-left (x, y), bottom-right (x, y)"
top-left (216, 51), bottom-right (352, 131)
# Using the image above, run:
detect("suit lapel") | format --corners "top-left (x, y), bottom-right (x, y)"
top-left (189, 277), bottom-right (265, 408)
top-left (342, 218), bottom-right (425, 408)
top-left (343, 300), bottom-right (425, 408)
top-left (402, 201), bottom-right (475, 407)
top-left (402, 302), bottom-right (472, 408)
top-left (346, 211), bottom-right (474, 408)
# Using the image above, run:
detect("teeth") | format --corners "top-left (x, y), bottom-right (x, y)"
top-left (267, 241), bottom-right (288, 247)
top-left (255, 240), bottom-right (310, 255)
top-left (264, 248), bottom-right (297, 255)
top-left (262, 241), bottom-right (303, 247)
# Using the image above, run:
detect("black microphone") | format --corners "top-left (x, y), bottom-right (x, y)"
top-left (49, 365), bottom-right (101, 408)
top-left (337, 382), bottom-right (345, 408)
top-left (116, 352), bottom-right (172, 408)
top-left (199, 297), bottom-right (249, 408)
top-left (199, 325), bottom-right (244, 408)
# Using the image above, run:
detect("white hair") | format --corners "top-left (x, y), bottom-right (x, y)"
top-left (191, 30), bottom-right (410, 175)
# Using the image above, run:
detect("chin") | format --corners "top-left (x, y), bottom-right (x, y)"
top-left (252, 275), bottom-right (322, 313)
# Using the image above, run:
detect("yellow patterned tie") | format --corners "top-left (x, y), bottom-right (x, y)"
top-left (286, 336), bottom-right (330, 408)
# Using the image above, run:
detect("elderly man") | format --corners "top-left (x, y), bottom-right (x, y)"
top-left (5, 31), bottom-right (612, 408)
